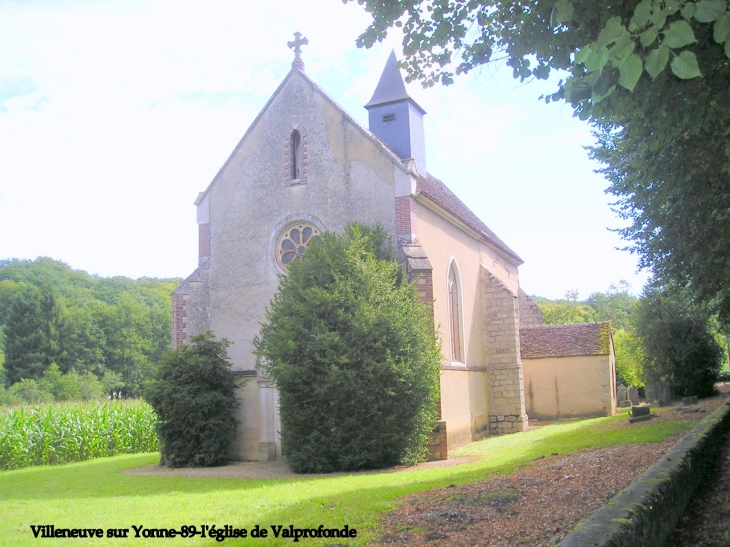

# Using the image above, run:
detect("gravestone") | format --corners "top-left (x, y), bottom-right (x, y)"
top-left (617, 384), bottom-right (627, 402)
top-left (682, 395), bottom-right (699, 406)
top-left (629, 404), bottom-right (652, 423)
top-left (628, 386), bottom-right (640, 406)
top-left (657, 382), bottom-right (672, 406)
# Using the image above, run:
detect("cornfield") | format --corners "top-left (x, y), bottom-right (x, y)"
top-left (0, 400), bottom-right (159, 470)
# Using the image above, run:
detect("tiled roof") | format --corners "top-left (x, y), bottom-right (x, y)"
top-left (416, 173), bottom-right (523, 264)
top-left (520, 322), bottom-right (612, 359)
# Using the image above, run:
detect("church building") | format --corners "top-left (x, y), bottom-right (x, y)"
top-left (172, 36), bottom-right (605, 463)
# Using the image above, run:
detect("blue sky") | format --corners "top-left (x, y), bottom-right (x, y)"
top-left (0, 0), bottom-right (650, 299)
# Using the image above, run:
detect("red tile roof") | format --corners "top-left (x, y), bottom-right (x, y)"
top-left (520, 322), bottom-right (612, 359)
top-left (416, 173), bottom-right (523, 265)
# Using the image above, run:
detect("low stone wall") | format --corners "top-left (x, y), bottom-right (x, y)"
top-left (560, 397), bottom-right (730, 547)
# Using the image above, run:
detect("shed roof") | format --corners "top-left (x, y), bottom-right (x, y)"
top-left (520, 322), bottom-right (612, 359)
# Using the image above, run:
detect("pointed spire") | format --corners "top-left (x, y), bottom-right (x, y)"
top-left (365, 50), bottom-right (425, 114)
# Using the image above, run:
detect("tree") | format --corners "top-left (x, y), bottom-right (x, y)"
top-left (254, 223), bottom-right (441, 473)
top-left (97, 295), bottom-right (155, 397)
top-left (145, 332), bottom-right (241, 468)
top-left (533, 293), bottom-right (598, 325)
top-left (3, 285), bottom-right (50, 384)
top-left (591, 123), bottom-right (730, 327)
top-left (586, 281), bottom-right (636, 330)
top-left (0, 258), bottom-right (178, 392)
top-left (350, 0), bottom-right (730, 324)
top-left (613, 327), bottom-right (645, 387)
top-left (634, 281), bottom-right (723, 397)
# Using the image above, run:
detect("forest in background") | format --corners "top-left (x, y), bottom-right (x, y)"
top-left (0, 258), bottom-right (180, 402)
top-left (0, 257), bottom-right (727, 404)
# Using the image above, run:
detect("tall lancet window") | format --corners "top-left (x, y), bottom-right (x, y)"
top-left (448, 263), bottom-right (464, 363)
top-left (291, 129), bottom-right (301, 180)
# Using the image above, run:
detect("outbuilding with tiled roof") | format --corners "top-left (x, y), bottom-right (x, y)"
top-left (520, 322), bottom-right (617, 420)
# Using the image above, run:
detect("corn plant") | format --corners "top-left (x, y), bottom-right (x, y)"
top-left (0, 400), bottom-right (159, 470)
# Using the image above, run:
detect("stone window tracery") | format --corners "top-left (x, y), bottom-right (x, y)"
top-left (275, 222), bottom-right (322, 272)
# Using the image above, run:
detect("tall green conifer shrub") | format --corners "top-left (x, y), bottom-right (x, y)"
top-left (254, 223), bottom-right (441, 473)
top-left (145, 332), bottom-right (240, 467)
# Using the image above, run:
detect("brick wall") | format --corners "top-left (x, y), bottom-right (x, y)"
top-left (396, 195), bottom-right (415, 239)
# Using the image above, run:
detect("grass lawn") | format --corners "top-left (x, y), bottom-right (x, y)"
top-left (0, 411), bottom-right (696, 546)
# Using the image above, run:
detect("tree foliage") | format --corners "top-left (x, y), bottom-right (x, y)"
top-left (3, 284), bottom-right (56, 384)
top-left (612, 327), bottom-right (645, 387)
top-left (350, 0), bottom-right (730, 325)
top-left (254, 223), bottom-right (441, 473)
top-left (634, 281), bottom-right (723, 397)
top-left (0, 258), bottom-right (179, 396)
top-left (145, 332), bottom-right (241, 468)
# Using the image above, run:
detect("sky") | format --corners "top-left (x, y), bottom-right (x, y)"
top-left (0, 0), bottom-right (650, 300)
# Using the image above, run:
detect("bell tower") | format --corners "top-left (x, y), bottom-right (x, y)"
top-left (365, 51), bottom-right (427, 175)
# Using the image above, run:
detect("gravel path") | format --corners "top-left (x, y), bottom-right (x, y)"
top-left (370, 393), bottom-right (728, 547)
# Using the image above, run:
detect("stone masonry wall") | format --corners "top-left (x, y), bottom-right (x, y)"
top-left (482, 266), bottom-right (528, 435)
top-left (172, 292), bottom-right (187, 349)
top-left (518, 288), bottom-right (543, 327)
top-left (198, 223), bottom-right (211, 260)
top-left (426, 420), bottom-right (448, 461)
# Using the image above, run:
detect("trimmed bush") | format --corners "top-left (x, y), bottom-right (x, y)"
top-left (145, 332), bottom-right (241, 467)
top-left (255, 223), bottom-right (441, 473)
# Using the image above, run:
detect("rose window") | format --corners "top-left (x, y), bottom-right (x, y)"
top-left (275, 222), bottom-right (322, 271)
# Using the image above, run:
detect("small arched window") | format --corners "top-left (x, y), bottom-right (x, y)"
top-left (448, 262), bottom-right (464, 363)
top-left (290, 129), bottom-right (301, 180)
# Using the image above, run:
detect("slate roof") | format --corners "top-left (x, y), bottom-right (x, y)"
top-left (365, 50), bottom-right (426, 114)
top-left (520, 322), bottom-right (612, 359)
top-left (416, 173), bottom-right (523, 264)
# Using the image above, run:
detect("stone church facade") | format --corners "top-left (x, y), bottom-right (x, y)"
top-left (172, 42), bottom-right (555, 462)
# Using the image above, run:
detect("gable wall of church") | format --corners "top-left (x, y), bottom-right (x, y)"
top-left (192, 72), bottom-right (401, 372)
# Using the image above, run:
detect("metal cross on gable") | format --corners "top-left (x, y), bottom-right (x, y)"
top-left (288, 32), bottom-right (308, 71)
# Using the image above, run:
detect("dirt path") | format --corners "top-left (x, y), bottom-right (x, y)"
top-left (369, 394), bottom-right (728, 547)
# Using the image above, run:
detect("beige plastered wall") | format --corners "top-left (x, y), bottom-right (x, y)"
top-left (185, 71), bottom-right (403, 460)
top-left (414, 200), bottom-right (520, 449)
top-left (523, 354), bottom-right (617, 419)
